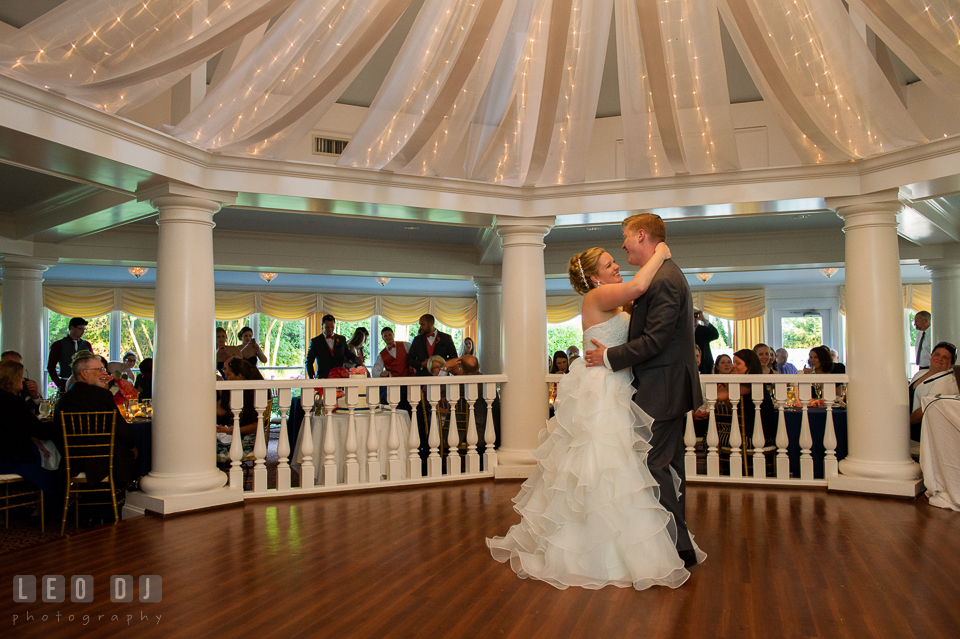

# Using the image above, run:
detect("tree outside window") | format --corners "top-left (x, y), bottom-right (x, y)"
top-left (120, 312), bottom-right (154, 363)
top-left (547, 317), bottom-right (583, 363)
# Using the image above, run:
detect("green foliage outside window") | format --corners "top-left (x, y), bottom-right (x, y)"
top-left (48, 312), bottom-right (110, 357)
top-left (781, 316), bottom-right (823, 349)
top-left (547, 321), bottom-right (583, 362)
top-left (120, 312), bottom-right (154, 362)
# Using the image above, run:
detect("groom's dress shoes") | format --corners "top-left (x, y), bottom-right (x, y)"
top-left (679, 549), bottom-right (699, 568)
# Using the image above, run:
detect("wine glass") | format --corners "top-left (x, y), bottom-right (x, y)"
top-left (39, 399), bottom-right (52, 418)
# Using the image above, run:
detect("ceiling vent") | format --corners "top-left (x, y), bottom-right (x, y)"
top-left (312, 135), bottom-right (349, 156)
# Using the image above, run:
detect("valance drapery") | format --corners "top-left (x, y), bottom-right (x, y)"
top-left (839, 284), bottom-right (931, 314)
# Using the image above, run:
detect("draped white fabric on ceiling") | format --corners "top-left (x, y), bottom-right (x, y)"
top-left (2, 0), bottom-right (955, 184)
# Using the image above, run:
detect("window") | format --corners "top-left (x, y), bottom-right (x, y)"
top-left (257, 314), bottom-right (305, 377)
top-left (781, 315), bottom-right (822, 371)
top-left (120, 312), bottom-right (154, 363)
top-left (547, 317), bottom-right (583, 361)
top-left (47, 311), bottom-right (111, 357)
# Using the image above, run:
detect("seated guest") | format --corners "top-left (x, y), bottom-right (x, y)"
top-left (454, 355), bottom-right (500, 451)
top-left (753, 343), bottom-right (778, 375)
top-left (566, 345), bottom-right (580, 363)
top-left (215, 327), bottom-right (242, 376)
top-left (306, 314), bottom-right (348, 380)
top-left (460, 337), bottom-right (475, 357)
top-left (713, 354), bottom-right (734, 374)
top-left (107, 352), bottom-right (138, 381)
top-left (1, 350), bottom-right (41, 413)
top-left (775, 348), bottom-right (798, 374)
top-left (238, 326), bottom-right (267, 367)
top-left (407, 314), bottom-right (458, 376)
top-left (804, 346), bottom-right (837, 374)
top-left (52, 351), bottom-right (138, 488)
top-left (716, 349), bottom-right (777, 449)
top-left (550, 351), bottom-right (569, 374)
top-left (345, 327), bottom-right (370, 368)
top-left (216, 358), bottom-right (267, 462)
top-left (0, 360), bottom-right (60, 502)
top-left (909, 342), bottom-right (957, 440)
top-left (134, 358), bottom-right (153, 400)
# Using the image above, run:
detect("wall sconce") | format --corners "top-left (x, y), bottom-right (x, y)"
top-left (127, 267), bottom-right (148, 279)
top-left (696, 273), bottom-right (713, 283)
top-left (259, 272), bottom-right (277, 284)
top-left (820, 267), bottom-right (838, 279)
top-left (374, 277), bottom-right (391, 287)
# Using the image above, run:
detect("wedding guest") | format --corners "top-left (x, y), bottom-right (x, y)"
top-left (805, 346), bottom-right (839, 374)
top-left (713, 354), bottom-right (734, 374)
top-left (238, 326), bottom-right (267, 367)
top-left (694, 308), bottom-right (719, 375)
top-left (346, 327), bottom-right (370, 368)
top-left (407, 314), bottom-right (458, 376)
top-left (1, 350), bottom-right (41, 412)
top-left (371, 327), bottom-right (414, 412)
top-left (457, 354), bottom-right (500, 450)
top-left (550, 351), bottom-right (569, 374)
top-left (0, 360), bottom-right (60, 501)
top-left (716, 349), bottom-right (776, 449)
top-left (134, 358), bottom-right (153, 400)
top-left (909, 342), bottom-right (957, 440)
top-left (566, 345), bottom-right (580, 362)
top-left (460, 337), bottom-right (475, 357)
top-left (216, 327), bottom-right (242, 375)
top-left (47, 317), bottom-right (92, 392)
top-left (53, 351), bottom-right (138, 489)
top-left (775, 348), bottom-right (798, 374)
top-left (753, 343), bottom-right (778, 375)
top-left (915, 311), bottom-right (932, 369)
top-left (216, 358), bottom-right (267, 462)
top-left (306, 314), bottom-right (348, 379)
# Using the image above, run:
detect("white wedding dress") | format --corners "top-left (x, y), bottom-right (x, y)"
top-left (487, 312), bottom-right (702, 590)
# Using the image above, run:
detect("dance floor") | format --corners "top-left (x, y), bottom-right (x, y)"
top-left (2, 481), bottom-right (958, 638)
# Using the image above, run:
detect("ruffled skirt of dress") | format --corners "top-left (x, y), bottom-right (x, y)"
top-left (487, 360), bottom-right (691, 590)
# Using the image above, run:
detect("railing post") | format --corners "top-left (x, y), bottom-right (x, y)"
top-left (823, 383), bottom-right (839, 479)
top-left (465, 382), bottom-right (480, 474)
top-left (366, 402), bottom-right (381, 484)
top-left (276, 388), bottom-right (292, 492)
top-left (386, 385), bottom-right (403, 481)
top-left (684, 411), bottom-right (697, 479)
top-left (799, 382), bottom-right (814, 480)
top-left (407, 385), bottom-right (422, 479)
top-left (252, 388), bottom-right (269, 493)
top-left (706, 383), bottom-right (719, 477)
top-left (427, 384), bottom-right (443, 478)
top-left (729, 395), bottom-right (742, 479)
top-left (751, 382), bottom-right (766, 479)
top-left (322, 389), bottom-right (338, 487)
top-left (483, 382), bottom-right (498, 471)
top-left (775, 383), bottom-right (790, 480)
top-left (344, 387), bottom-right (360, 485)
top-left (300, 390), bottom-right (316, 489)
top-left (446, 383), bottom-right (462, 476)
top-left (228, 392), bottom-right (244, 490)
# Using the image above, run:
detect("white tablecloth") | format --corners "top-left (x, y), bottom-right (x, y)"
top-left (291, 409), bottom-right (412, 483)
top-left (920, 394), bottom-right (960, 511)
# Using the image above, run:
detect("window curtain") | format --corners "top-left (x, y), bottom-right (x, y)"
top-left (839, 284), bottom-right (931, 314)
top-left (692, 289), bottom-right (765, 320)
top-left (733, 317), bottom-right (764, 351)
top-left (546, 296), bottom-right (582, 324)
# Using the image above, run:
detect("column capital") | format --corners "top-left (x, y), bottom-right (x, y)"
top-left (0, 255), bottom-right (56, 273)
top-left (136, 182), bottom-right (237, 208)
top-left (921, 256), bottom-right (960, 274)
top-left (826, 189), bottom-right (902, 217)
top-left (495, 216), bottom-right (555, 238)
top-left (473, 274), bottom-right (502, 293)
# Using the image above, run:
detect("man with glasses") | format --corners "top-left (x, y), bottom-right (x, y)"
top-left (53, 351), bottom-right (138, 493)
top-left (47, 316), bottom-right (93, 392)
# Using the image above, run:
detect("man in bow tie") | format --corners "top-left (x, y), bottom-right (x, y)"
top-left (305, 314), bottom-right (348, 380)
top-left (407, 314), bottom-right (458, 377)
top-left (47, 316), bottom-right (93, 392)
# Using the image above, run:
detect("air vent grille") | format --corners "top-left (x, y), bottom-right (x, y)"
top-left (313, 136), bottom-right (349, 156)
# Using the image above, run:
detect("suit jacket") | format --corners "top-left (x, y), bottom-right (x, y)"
top-left (52, 382), bottom-right (137, 484)
top-left (305, 333), bottom-right (348, 379)
top-left (407, 331), bottom-right (458, 376)
top-left (607, 259), bottom-right (703, 421)
top-left (0, 390), bottom-right (57, 463)
top-left (47, 335), bottom-right (93, 390)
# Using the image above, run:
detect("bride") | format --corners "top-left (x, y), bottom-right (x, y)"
top-left (487, 242), bottom-right (704, 590)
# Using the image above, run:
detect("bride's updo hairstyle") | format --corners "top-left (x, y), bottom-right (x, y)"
top-left (568, 247), bottom-right (604, 295)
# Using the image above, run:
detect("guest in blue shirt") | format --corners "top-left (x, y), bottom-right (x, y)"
top-left (775, 348), bottom-right (798, 374)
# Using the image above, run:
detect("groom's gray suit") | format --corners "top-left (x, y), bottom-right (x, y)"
top-left (606, 258), bottom-right (703, 552)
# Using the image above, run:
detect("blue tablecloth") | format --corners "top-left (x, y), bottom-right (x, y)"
top-left (130, 420), bottom-right (152, 478)
top-left (784, 408), bottom-right (847, 479)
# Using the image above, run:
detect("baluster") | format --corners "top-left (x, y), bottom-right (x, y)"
top-left (465, 382), bottom-right (480, 474)
top-left (366, 401), bottom-right (381, 484)
top-left (344, 386), bottom-right (360, 485)
top-left (799, 382), bottom-right (814, 480)
top-left (386, 385), bottom-right (403, 481)
top-left (483, 383), bottom-right (498, 471)
top-left (228, 391), bottom-right (244, 490)
top-left (252, 388), bottom-right (268, 493)
top-left (322, 388), bottom-right (338, 487)
top-left (407, 385), bottom-right (422, 479)
top-left (446, 383), bottom-right (461, 476)
top-left (822, 383), bottom-right (839, 479)
top-left (774, 382), bottom-right (790, 479)
top-left (276, 388), bottom-right (292, 492)
top-left (705, 383), bottom-right (719, 477)
top-left (684, 410), bottom-right (697, 479)
top-left (729, 394), bottom-right (742, 479)
top-left (300, 390), bottom-right (316, 489)
top-left (426, 384), bottom-right (443, 478)
top-left (751, 382), bottom-right (765, 479)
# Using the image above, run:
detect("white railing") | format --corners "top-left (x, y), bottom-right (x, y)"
top-left (546, 373), bottom-right (848, 487)
top-left (216, 375), bottom-right (504, 497)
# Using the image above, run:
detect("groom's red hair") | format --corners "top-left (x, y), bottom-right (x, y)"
top-left (622, 213), bottom-right (666, 242)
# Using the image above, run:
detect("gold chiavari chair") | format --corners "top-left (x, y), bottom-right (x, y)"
top-left (0, 475), bottom-right (44, 533)
top-left (60, 411), bottom-right (120, 535)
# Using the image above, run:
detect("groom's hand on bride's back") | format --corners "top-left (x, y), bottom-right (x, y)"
top-left (584, 339), bottom-right (606, 367)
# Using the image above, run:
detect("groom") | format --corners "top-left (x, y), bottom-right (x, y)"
top-left (585, 213), bottom-right (704, 568)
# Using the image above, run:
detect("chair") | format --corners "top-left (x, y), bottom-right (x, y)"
top-left (0, 474), bottom-right (44, 533)
top-left (60, 411), bottom-right (121, 536)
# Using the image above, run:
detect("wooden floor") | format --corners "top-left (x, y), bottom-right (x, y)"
top-left (2, 481), bottom-right (958, 638)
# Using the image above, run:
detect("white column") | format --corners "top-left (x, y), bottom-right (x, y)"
top-left (494, 217), bottom-right (554, 478)
top-left (922, 257), bottom-right (960, 349)
top-left (127, 183), bottom-right (240, 516)
top-left (827, 191), bottom-right (922, 497)
top-left (473, 273), bottom-right (502, 375)
top-left (0, 256), bottom-right (52, 394)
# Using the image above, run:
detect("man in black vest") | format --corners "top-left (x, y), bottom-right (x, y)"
top-left (47, 317), bottom-right (93, 392)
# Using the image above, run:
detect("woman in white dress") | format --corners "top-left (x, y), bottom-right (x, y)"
top-left (487, 242), bottom-right (704, 590)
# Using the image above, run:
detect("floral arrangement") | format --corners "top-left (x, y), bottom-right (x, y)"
top-left (348, 366), bottom-right (368, 377)
top-left (108, 376), bottom-right (139, 405)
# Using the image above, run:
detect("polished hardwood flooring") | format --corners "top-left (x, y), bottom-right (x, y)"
top-left (2, 481), bottom-right (958, 638)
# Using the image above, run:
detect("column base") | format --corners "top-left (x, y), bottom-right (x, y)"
top-left (493, 447), bottom-right (536, 479)
top-left (828, 475), bottom-right (924, 498)
top-left (139, 468), bottom-right (228, 497)
top-left (123, 485), bottom-right (242, 517)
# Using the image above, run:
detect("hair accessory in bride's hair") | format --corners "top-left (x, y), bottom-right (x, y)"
top-left (577, 257), bottom-right (590, 289)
